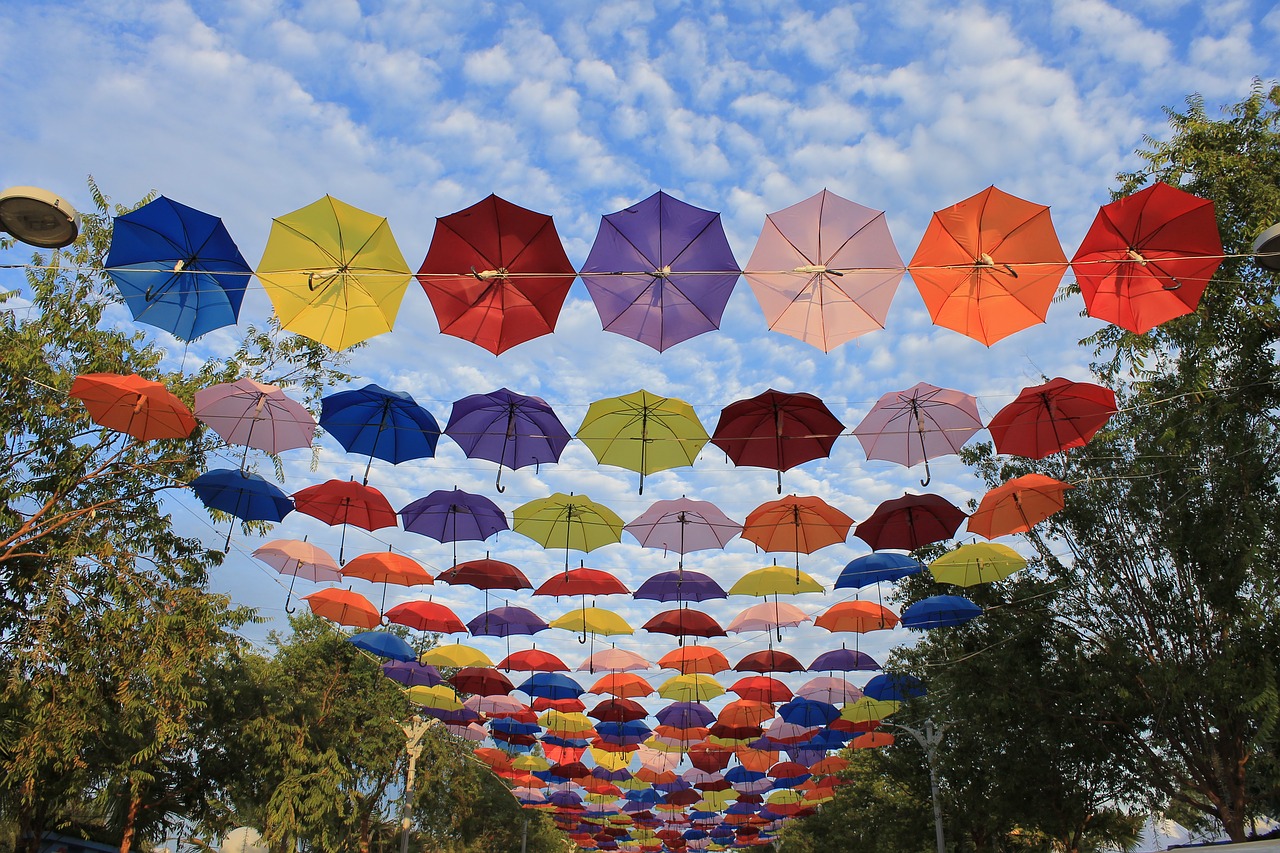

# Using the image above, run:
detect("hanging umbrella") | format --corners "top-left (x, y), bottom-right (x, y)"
top-left (809, 648), bottom-right (878, 672)
top-left (437, 555), bottom-right (532, 616)
top-left (513, 493), bottom-right (625, 571)
top-left (1072, 182), bottom-right (1224, 334)
top-left (633, 570), bottom-right (727, 603)
top-left (814, 601), bottom-right (899, 633)
top-left (590, 697), bottom-right (651, 723)
top-left (710, 390), bottom-right (845, 493)
top-left (292, 479), bottom-right (397, 563)
top-left (909, 185), bottom-right (1068, 345)
top-left (384, 599), bottom-right (466, 634)
top-left (967, 474), bottom-right (1074, 539)
top-left (744, 189), bottom-right (905, 352)
top-left (581, 190), bottom-right (740, 352)
top-left (795, 677), bottom-right (862, 705)
top-left (467, 606), bottom-right (550, 638)
top-left (658, 646), bottom-right (730, 676)
top-left (445, 388), bottom-right (571, 492)
top-left (590, 673), bottom-right (655, 699)
top-left (349, 631), bottom-right (416, 662)
top-left (579, 648), bottom-right (651, 673)
top-left (929, 543), bottom-right (1027, 586)
top-left (320, 384), bottom-right (440, 484)
top-left (862, 674), bottom-right (927, 702)
top-left (341, 549), bottom-right (433, 613)
top-left (302, 588), bottom-right (381, 629)
top-left (854, 493), bottom-right (967, 551)
top-left (734, 650), bottom-right (806, 674)
top-left (104, 196), bottom-right (250, 340)
top-left (420, 643), bottom-right (493, 668)
top-left (251, 538), bottom-right (340, 614)
top-left (400, 488), bottom-right (508, 563)
top-left (518, 672), bottom-right (585, 701)
top-left (190, 469), bottom-right (293, 548)
top-left (195, 377), bottom-right (316, 461)
top-left (899, 595), bottom-right (982, 629)
top-left (728, 565), bottom-right (824, 597)
top-left (659, 674), bottom-right (725, 703)
top-left (624, 498), bottom-right (741, 569)
top-left (727, 676), bottom-right (792, 704)
top-left (417, 194), bottom-right (577, 354)
top-left (536, 566), bottom-right (630, 598)
top-left (256, 195), bottom-right (412, 351)
top-left (643, 609), bottom-right (727, 639)
top-left (852, 381), bottom-right (983, 486)
top-left (381, 660), bottom-right (443, 688)
top-left (987, 377), bottom-right (1118, 460)
top-left (726, 602), bottom-right (811, 635)
top-left (741, 497), bottom-right (854, 577)
top-left (550, 607), bottom-right (634, 638)
top-left (833, 553), bottom-right (925, 589)
top-left (450, 666), bottom-right (515, 696)
top-left (577, 390), bottom-right (709, 494)
top-left (70, 373), bottom-right (196, 441)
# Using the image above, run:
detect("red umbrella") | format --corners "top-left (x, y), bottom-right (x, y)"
top-left (384, 599), bottom-right (466, 633)
top-left (589, 672), bottom-right (654, 699)
top-left (437, 556), bottom-right (532, 614)
top-left (733, 650), bottom-right (806, 674)
top-left (658, 645), bottom-right (730, 675)
top-left (293, 479), bottom-right (397, 563)
top-left (987, 377), bottom-right (1118, 460)
top-left (711, 389), bottom-right (845, 493)
top-left (588, 697), bottom-right (649, 723)
top-left (534, 566), bottom-right (629, 597)
top-left (728, 676), bottom-right (793, 704)
top-left (417, 194), bottom-right (576, 354)
top-left (70, 372), bottom-right (196, 441)
top-left (1072, 182), bottom-right (1223, 334)
top-left (643, 609), bottom-right (727, 640)
top-left (854, 493), bottom-right (966, 551)
top-left (498, 648), bottom-right (570, 672)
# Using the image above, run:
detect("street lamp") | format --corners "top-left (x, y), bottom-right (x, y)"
top-left (398, 716), bottom-right (433, 853)
top-left (1255, 223), bottom-right (1280, 272)
top-left (886, 719), bottom-right (949, 853)
top-left (0, 186), bottom-right (80, 249)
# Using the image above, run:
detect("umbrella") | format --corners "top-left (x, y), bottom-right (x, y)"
top-left (659, 674), bottom-right (725, 703)
top-left (744, 189), bottom-right (905, 352)
top-left (513, 493), bottom-right (624, 571)
top-left (643, 609), bottom-right (727, 640)
top-left (967, 474), bottom-right (1074, 539)
top-left (727, 603), bottom-right (810, 635)
top-left (292, 479), bottom-right (397, 563)
top-left (899, 595), bottom-right (982, 629)
top-left (579, 648), bottom-right (651, 673)
top-left (400, 488), bottom-right (508, 563)
top-left (658, 646), bottom-right (730, 676)
top-left (251, 538), bottom-right (340, 614)
top-left (809, 648), bottom-right (878, 672)
top-left (581, 190), bottom-right (740, 352)
top-left (384, 600), bottom-right (466, 634)
top-left (728, 565), bottom-right (824, 597)
top-left (550, 607), bottom-right (634, 638)
top-left (70, 373), bottom-right (196, 441)
top-left (417, 194), bottom-right (576, 354)
top-left (450, 666), bottom-right (515, 696)
top-left (194, 377), bottom-right (316, 462)
top-left (408, 685), bottom-right (464, 712)
top-left (929, 543), bottom-right (1027, 586)
top-left (833, 553), bottom-right (925, 589)
top-left (302, 588), bottom-right (380, 629)
top-left (256, 195), bottom-right (412, 351)
top-left (795, 677), bottom-right (862, 705)
top-left (728, 676), bottom-right (792, 704)
top-left (536, 566), bottom-right (629, 598)
top-left (854, 493), bottom-right (966, 551)
top-left (1072, 182), bottom-right (1223, 334)
top-left (814, 601), bottom-right (899, 633)
top-left (497, 648), bottom-right (569, 672)
top-left (734, 650), bottom-right (806, 674)
top-left (633, 570), bottom-right (727, 604)
top-left (909, 185), bottom-right (1068, 345)
top-left (381, 660), bottom-right (443, 687)
top-left (349, 631), bottom-right (416, 662)
top-left (710, 390), bottom-right (845, 493)
top-left (320, 384), bottom-right (440, 484)
top-left (862, 673), bottom-right (927, 702)
top-left (741, 497), bottom-right (854, 576)
top-left (590, 674), bottom-right (655, 699)
top-left (445, 388), bottom-right (571, 492)
top-left (419, 643), bottom-right (493, 668)
top-left (104, 196), bottom-right (250, 340)
top-left (466, 606), bottom-right (549, 638)
top-left (590, 697), bottom-right (650, 723)
top-left (987, 377), bottom-right (1118, 460)
top-left (190, 469), bottom-right (293, 548)
top-left (437, 555), bottom-right (532, 615)
top-left (625, 498), bottom-right (741, 569)
top-left (341, 549), bottom-right (433, 613)
top-left (852, 381), bottom-right (983, 486)
top-left (518, 672), bottom-right (585, 700)
top-left (577, 390), bottom-right (709, 494)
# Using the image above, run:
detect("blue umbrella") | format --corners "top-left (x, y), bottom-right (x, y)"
top-left (320, 384), bottom-right (440, 483)
top-left (833, 552), bottom-right (924, 589)
top-left (863, 673), bottom-right (927, 702)
top-left (900, 595), bottom-right (982, 629)
top-left (105, 196), bottom-right (250, 340)
top-left (348, 630), bottom-right (415, 661)
top-left (516, 671), bottom-right (583, 700)
top-left (777, 697), bottom-right (839, 727)
top-left (189, 468), bottom-right (292, 548)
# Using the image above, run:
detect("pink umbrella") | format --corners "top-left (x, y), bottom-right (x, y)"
top-left (577, 648), bottom-right (652, 673)
top-left (195, 377), bottom-right (316, 459)
top-left (727, 602), bottom-right (811, 635)
top-left (251, 538), bottom-right (340, 613)
top-left (624, 497), bottom-right (741, 570)
top-left (745, 189), bottom-right (905, 352)
top-left (852, 381), bottom-right (983, 486)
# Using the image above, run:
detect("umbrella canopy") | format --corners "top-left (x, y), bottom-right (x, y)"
top-left (590, 673), bottom-right (655, 699)
top-left (536, 567), bottom-right (630, 598)
top-left (577, 390), bottom-right (709, 494)
top-left (519, 672), bottom-right (585, 700)
top-left (302, 588), bottom-right (380, 629)
top-left (643, 609), bottom-right (727, 639)
top-left (929, 543), bottom-right (1027, 586)
top-left (252, 538), bottom-right (340, 613)
top-left (420, 643), bottom-right (493, 668)
top-left (450, 666), bottom-right (515, 696)
top-left (190, 470), bottom-right (293, 547)
top-left (384, 599), bottom-right (466, 633)
top-left (727, 603), bottom-right (811, 634)
top-left (1072, 182), bottom-right (1223, 334)
top-left (579, 648), bottom-right (652, 673)
top-left (728, 676), bottom-right (792, 704)
top-left (633, 570), bottom-right (727, 604)
top-left (513, 493), bottom-right (625, 568)
top-left (400, 488), bottom-right (508, 562)
top-left (734, 650), bottom-right (806, 674)
top-left (833, 553), bottom-right (925, 589)
top-left (625, 498), bottom-right (741, 567)
top-left (320, 384), bottom-right (440, 482)
top-left (852, 382), bottom-right (983, 486)
top-left (590, 697), bottom-right (650, 722)
top-left (741, 496), bottom-right (854, 558)
top-left (809, 648), bottom-right (878, 672)
top-left (381, 660), bottom-right (443, 688)
top-left (659, 674), bottom-right (725, 703)
top-left (436, 557), bottom-right (532, 591)
top-left (417, 194), bottom-right (576, 354)
top-left (862, 673), bottom-right (927, 702)
top-left (729, 565), bottom-right (824, 597)
top-left (899, 595), bottom-right (982, 629)
top-left (745, 189), bottom-right (904, 352)
top-left (293, 479), bottom-right (397, 562)
top-left (445, 388), bottom-right (571, 493)
top-left (104, 196), bottom-right (250, 340)
top-left (70, 373), bottom-right (196, 441)
top-left (551, 607), bottom-right (635, 637)
top-left (967, 474), bottom-right (1074, 539)
top-left (581, 190), bottom-right (740, 352)
top-left (814, 601), bottom-right (899, 633)
top-left (257, 195), bottom-right (411, 351)
top-left (341, 551), bottom-right (433, 587)
top-left (467, 606), bottom-right (550, 638)
top-left (909, 185), bottom-right (1068, 345)
top-left (987, 377), bottom-right (1118, 460)
top-left (710, 390), bottom-right (845, 493)
top-left (349, 631), bottom-right (416, 662)
top-left (658, 646), bottom-right (730, 676)
top-left (855, 493), bottom-right (967, 551)
top-left (795, 677), bottom-right (862, 705)
top-left (195, 377), bottom-right (315, 456)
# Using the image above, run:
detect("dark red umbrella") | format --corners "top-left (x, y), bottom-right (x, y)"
top-left (588, 698), bottom-right (648, 723)
top-left (643, 609), bottom-right (727, 639)
top-left (438, 556), bottom-right (533, 619)
top-left (733, 649), bottom-right (806, 674)
top-left (292, 479), bottom-right (397, 562)
top-left (988, 377), bottom-right (1118, 459)
top-left (449, 666), bottom-right (514, 696)
top-left (417, 194), bottom-right (576, 354)
top-left (711, 389), bottom-right (845, 492)
top-left (855, 493), bottom-right (967, 551)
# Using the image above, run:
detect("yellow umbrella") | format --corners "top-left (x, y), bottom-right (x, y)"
top-left (658, 673), bottom-right (725, 702)
top-left (513, 754), bottom-right (551, 772)
top-left (698, 790), bottom-right (738, 810)
top-left (257, 195), bottom-right (412, 351)
top-left (513, 492), bottom-right (624, 570)
top-left (551, 606), bottom-right (634, 637)
top-left (406, 684), bottom-right (462, 711)
top-left (929, 542), bottom-right (1027, 587)
top-left (419, 643), bottom-right (492, 668)
top-left (576, 389), bottom-right (709, 494)
top-left (590, 745), bottom-right (634, 772)
top-left (840, 697), bottom-right (901, 724)
top-left (539, 710), bottom-right (595, 737)
top-left (728, 564), bottom-right (824, 596)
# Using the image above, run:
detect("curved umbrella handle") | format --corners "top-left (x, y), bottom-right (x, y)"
top-left (920, 456), bottom-right (932, 488)
top-left (495, 466), bottom-right (506, 494)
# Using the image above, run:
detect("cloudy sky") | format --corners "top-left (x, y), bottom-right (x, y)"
top-left (1, 2), bottom-right (1273, 694)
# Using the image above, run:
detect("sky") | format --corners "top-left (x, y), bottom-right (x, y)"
top-left (0, 0), bottom-right (1275, 816)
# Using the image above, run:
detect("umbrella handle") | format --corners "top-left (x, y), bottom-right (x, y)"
top-left (920, 456), bottom-right (932, 488)
top-left (495, 466), bottom-right (506, 494)
top-left (777, 469), bottom-right (782, 495)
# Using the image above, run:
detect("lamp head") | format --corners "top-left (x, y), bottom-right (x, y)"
top-left (0, 186), bottom-right (80, 249)
top-left (1255, 223), bottom-right (1280, 272)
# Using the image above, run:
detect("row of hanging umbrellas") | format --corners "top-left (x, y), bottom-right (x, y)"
top-left (103, 183), bottom-right (1225, 351)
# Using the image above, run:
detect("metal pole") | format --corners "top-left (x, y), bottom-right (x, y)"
top-left (399, 717), bottom-right (431, 853)
top-left (888, 719), bottom-right (948, 853)
top-left (521, 816), bottom-right (528, 853)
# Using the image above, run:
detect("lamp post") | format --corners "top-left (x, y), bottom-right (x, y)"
top-left (0, 186), bottom-right (80, 248)
top-left (1255, 223), bottom-right (1280, 272)
top-left (887, 719), bottom-right (949, 853)
top-left (398, 716), bottom-right (432, 853)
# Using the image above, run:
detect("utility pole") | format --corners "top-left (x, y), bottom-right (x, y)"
top-left (399, 716), bottom-right (432, 853)
top-left (888, 719), bottom-right (949, 853)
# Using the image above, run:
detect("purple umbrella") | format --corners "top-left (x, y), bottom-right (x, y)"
top-left (809, 648), bottom-right (880, 672)
top-left (445, 387), bottom-right (571, 492)
top-left (400, 488), bottom-right (508, 563)
top-left (625, 497), bottom-right (741, 570)
top-left (581, 190), bottom-right (740, 352)
top-left (381, 660), bottom-right (443, 687)
top-left (655, 701), bottom-right (715, 729)
top-left (466, 605), bottom-right (549, 638)
top-left (633, 569), bottom-right (727, 603)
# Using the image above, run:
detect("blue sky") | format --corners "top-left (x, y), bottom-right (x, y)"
top-left (1, 0), bottom-right (1274, 745)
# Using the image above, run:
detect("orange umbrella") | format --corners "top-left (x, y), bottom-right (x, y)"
top-left (302, 587), bottom-right (380, 629)
top-left (342, 550), bottom-right (433, 586)
top-left (910, 185), bottom-right (1068, 345)
top-left (658, 645), bottom-right (730, 675)
top-left (590, 672), bottom-right (655, 699)
top-left (741, 495), bottom-right (854, 557)
top-left (70, 372), bottom-right (196, 441)
top-left (814, 601), bottom-right (899, 633)
top-left (717, 700), bottom-right (776, 729)
top-left (967, 473), bottom-right (1074, 539)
